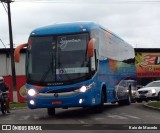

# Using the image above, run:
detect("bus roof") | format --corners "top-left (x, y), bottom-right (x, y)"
top-left (30, 21), bottom-right (99, 36)
top-left (30, 21), bottom-right (130, 47)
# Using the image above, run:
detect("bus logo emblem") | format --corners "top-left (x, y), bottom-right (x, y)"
top-left (54, 93), bottom-right (58, 97)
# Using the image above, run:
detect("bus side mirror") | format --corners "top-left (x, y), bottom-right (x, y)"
top-left (88, 38), bottom-right (95, 58)
top-left (14, 43), bottom-right (28, 62)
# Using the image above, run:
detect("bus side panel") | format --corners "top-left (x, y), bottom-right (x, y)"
top-left (97, 59), bottom-right (117, 102)
top-left (97, 59), bottom-right (136, 103)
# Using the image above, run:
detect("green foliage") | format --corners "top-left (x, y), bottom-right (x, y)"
top-left (10, 102), bottom-right (27, 109)
top-left (148, 101), bottom-right (160, 108)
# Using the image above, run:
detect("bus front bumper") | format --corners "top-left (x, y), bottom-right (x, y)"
top-left (27, 90), bottom-right (99, 109)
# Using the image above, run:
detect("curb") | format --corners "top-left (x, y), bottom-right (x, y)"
top-left (143, 102), bottom-right (160, 111)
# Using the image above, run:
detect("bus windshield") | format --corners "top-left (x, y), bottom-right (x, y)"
top-left (27, 33), bottom-right (91, 85)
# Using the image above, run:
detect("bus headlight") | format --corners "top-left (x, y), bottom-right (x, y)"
top-left (79, 86), bottom-right (88, 93)
top-left (28, 89), bottom-right (37, 97)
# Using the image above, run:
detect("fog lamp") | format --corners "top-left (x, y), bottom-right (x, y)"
top-left (30, 100), bottom-right (35, 105)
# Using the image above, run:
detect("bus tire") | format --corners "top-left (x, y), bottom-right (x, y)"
top-left (94, 91), bottom-right (105, 113)
top-left (47, 108), bottom-right (55, 116)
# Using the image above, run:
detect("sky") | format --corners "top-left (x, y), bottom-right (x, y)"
top-left (0, 0), bottom-right (160, 48)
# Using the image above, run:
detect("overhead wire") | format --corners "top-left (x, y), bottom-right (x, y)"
top-left (1, 1), bottom-right (8, 13)
top-left (0, 2), bottom-right (8, 49)
top-left (0, 38), bottom-right (7, 48)
top-left (14, 0), bottom-right (160, 4)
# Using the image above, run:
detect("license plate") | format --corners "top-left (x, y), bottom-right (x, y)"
top-left (52, 101), bottom-right (62, 105)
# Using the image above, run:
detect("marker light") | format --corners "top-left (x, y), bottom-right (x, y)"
top-left (79, 99), bottom-right (83, 104)
top-left (28, 89), bottom-right (37, 97)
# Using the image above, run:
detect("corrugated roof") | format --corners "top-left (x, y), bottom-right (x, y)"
top-left (0, 48), bottom-right (26, 54)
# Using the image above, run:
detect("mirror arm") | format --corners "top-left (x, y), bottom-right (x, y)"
top-left (14, 43), bottom-right (28, 62)
top-left (88, 38), bottom-right (95, 57)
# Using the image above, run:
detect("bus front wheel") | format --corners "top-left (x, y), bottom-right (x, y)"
top-left (47, 108), bottom-right (55, 116)
top-left (94, 92), bottom-right (105, 113)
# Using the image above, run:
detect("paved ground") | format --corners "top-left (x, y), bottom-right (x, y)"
top-left (0, 103), bottom-right (159, 133)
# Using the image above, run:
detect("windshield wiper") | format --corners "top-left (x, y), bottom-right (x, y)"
top-left (57, 62), bottom-right (71, 81)
top-left (40, 54), bottom-right (55, 82)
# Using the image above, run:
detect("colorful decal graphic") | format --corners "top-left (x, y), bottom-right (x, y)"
top-left (136, 53), bottom-right (160, 77)
top-left (109, 59), bottom-right (116, 73)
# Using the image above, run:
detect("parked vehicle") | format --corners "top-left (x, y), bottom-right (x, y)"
top-left (137, 85), bottom-right (143, 90)
top-left (115, 80), bottom-right (137, 104)
top-left (136, 80), bottom-right (160, 102)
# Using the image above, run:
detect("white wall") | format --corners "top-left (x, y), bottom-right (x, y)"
top-left (0, 53), bottom-right (26, 76)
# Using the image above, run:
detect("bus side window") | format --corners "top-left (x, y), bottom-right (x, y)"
top-left (91, 51), bottom-right (96, 71)
top-left (91, 49), bottom-right (98, 72)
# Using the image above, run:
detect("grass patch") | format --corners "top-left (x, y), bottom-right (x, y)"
top-left (10, 102), bottom-right (27, 109)
top-left (147, 101), bottom-right (160, 108)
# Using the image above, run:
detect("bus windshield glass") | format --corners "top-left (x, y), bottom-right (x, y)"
top-left (27, 33), bottom-right (90, 85)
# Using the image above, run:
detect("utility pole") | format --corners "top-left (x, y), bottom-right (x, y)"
top-left (1, 0), bottom-right (17, 102)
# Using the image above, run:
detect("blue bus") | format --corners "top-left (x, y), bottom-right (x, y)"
top-left (15, 22), bottom-right (136, 116)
